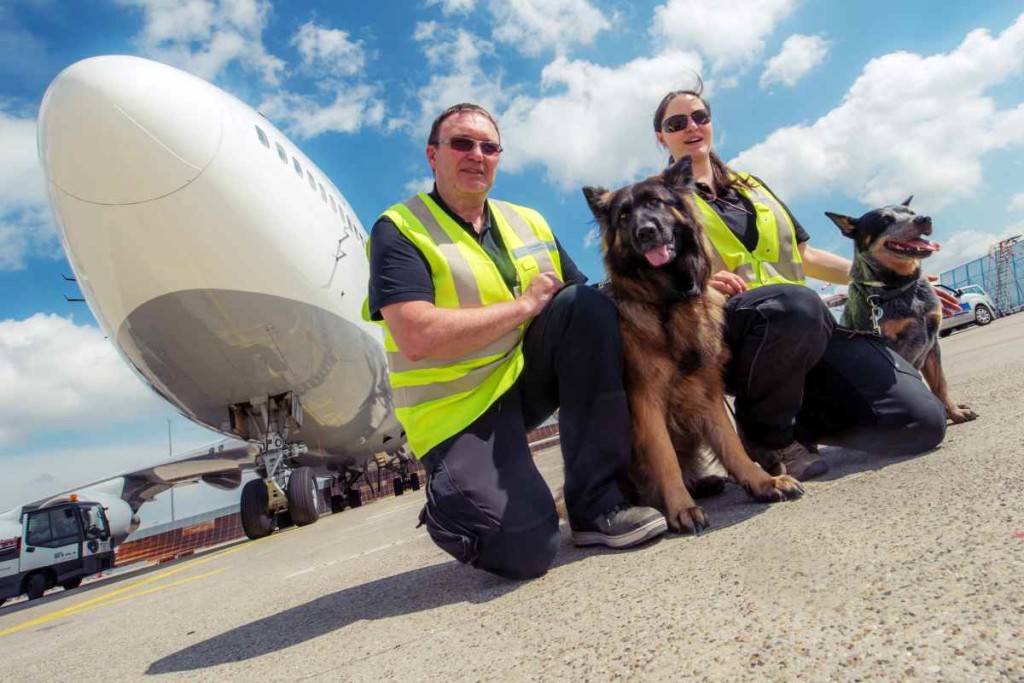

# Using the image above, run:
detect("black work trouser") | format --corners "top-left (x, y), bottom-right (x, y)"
top-left (724, 284), bottom-right (947, 454)
top-left (419, 285), bottom-right (630, 580)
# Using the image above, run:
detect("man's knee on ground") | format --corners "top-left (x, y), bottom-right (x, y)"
top-left (881, 396), bottom-right (948, 456)
top-left (476, 516), bottom-right (560, 580)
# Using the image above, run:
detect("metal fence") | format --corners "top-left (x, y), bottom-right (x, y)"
top-left (940, 238), bottom-right (1024, 315)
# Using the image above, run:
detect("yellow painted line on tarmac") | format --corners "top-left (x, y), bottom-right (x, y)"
top-left (0, 537), bottom-right (262, 637)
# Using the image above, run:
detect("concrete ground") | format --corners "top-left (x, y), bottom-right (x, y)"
top-left (1, 315), bottom-right (1022, 682)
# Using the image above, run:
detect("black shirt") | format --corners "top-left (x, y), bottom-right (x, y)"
top-left (695, 176), bottom-right (810, 253)
top-left (367, 188), bottom-right (587, 320)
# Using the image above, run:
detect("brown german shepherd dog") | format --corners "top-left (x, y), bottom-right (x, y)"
top-left (583, 157), bottom-right (804, 533)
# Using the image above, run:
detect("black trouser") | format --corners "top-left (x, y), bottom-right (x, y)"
top-left (419, 285), bottom-right (630, 580)
top-left (724, 284), bottom-right (947, 454)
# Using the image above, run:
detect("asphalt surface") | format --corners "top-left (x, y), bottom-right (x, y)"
top-left (1, 315), bottom-right (1022, 682)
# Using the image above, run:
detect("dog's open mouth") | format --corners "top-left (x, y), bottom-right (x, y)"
top-left (884, 238), bottom-right (941, 258)
top-left (644, 243), bottom-right (677, 267)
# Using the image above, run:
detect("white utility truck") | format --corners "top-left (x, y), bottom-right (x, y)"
top-left (0, 497), bottom-right (115, 605)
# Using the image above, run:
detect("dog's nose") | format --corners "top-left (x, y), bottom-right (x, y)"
top-left (913, 214), bottom-right (933, 234)
top-left (636, 225), bottom-right (657, 243)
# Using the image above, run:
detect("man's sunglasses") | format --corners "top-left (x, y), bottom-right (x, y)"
top-left (439, 136), bottom-right (503, 156)
top-left (661, 109), bottom-right (711, 133)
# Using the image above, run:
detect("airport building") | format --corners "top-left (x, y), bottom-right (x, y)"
top-left (939, 235), bottom-right (1024, 315)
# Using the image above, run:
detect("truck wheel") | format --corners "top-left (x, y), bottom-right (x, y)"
top-left (241, 479), bottom-right (275, 540)
top-left (287, 467), bottom-right (320, 526)
top-left (25, 572), bottom-right (48, 600)
top-left (61, 577), bottom-right (83, 591)
top-left (974, 305), bottom-right (993, 326)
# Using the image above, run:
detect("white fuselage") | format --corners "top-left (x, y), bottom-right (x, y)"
top-left (38, 56), bottom-right (403, 467)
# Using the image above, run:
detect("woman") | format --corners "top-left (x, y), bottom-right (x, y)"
top-left (652, 84), bottom-right (950, 479)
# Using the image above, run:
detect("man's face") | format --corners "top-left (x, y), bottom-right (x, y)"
top-left (427, 111), bottom-right (500, 204)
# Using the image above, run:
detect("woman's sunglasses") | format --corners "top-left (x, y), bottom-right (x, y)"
top-left (439, 136), bottom-right (503, 156)
top-left (661, 109), bottom-right (711, 133)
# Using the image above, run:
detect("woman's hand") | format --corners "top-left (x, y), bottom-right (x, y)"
top-left (709, 270), bottom-right (748, 296)
top-left (927, 275), bottom-right (962, 316)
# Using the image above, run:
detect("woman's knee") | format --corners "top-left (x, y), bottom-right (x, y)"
top-left (476, 516), bottom-right (560, 580)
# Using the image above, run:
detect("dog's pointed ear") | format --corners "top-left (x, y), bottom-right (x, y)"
top-left (825, 211), bottom-right (859, 238)
top-left (663, 155), bottom-right (694, 191)
top-left (901, 195), bottom-right (914, 207)
top-left (582, 186), bottom-right (608, 218)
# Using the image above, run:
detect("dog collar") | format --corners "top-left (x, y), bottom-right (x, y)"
top-left (854, 278), bottom-right (919, 303)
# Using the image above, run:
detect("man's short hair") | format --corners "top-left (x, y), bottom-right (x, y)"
top-left (427, 103), bottom-right (500, 146)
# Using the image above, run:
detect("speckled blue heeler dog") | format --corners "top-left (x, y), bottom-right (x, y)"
top-left (827, 197), bottom-right (978, 424)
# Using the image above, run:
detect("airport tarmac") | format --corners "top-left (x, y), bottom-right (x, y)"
top-left (1, 316), bottom-right (1022, 682)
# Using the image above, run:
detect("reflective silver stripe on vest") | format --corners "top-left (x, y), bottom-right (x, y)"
top-left (491, 201), bottom-right (556, 274)
top-left (393, 359), bottom-right (511, 407)
top-left (404, 195), bottom-right (483, 308)
top-left (386, 328), bottom-right (521, 373)
top-left (745, 184), bottom-right (804, 282)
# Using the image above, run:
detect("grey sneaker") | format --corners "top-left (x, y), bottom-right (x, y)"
top-left (745, 440), bottom-right (829, 481)
top-left (570, 503), bottom-right (668, 548)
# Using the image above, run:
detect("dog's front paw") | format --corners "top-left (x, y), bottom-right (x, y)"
top-left (948, 404), bottom-right (979, 423)
top-left (743, 475), bottom-right (804, 503)
top-left (666, 502), bottom-right (709, 534)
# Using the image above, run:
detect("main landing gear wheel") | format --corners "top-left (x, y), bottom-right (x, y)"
top-left (409, 472), bottom-right (421, 491)
top-left (330, 495), bottom-right (346, 514)
top-left (287, 466), bottom-right (320, 527)
top-left (393, 477), bottom-right (405, 496)
top-left (241, 479), bottom-right (275, 540)
top-left (347, 488), bottom-right (363, 509)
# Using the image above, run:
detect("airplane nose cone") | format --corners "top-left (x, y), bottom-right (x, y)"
top-left (38, 55), bottom-right (222, 205)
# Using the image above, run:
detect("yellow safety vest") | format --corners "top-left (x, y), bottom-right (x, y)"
top-left (693, 174), bottom-right (805, 288)
top-left (363, 193), bottom-right (564, 457)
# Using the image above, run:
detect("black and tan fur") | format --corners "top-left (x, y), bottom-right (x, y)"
top-left (583, 157), bottom-right (803, 533)
top-left (827, 198), bottom-right (977, 424)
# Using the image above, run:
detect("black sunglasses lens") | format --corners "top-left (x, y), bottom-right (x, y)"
top-left (449, 137), bottom-right (475, 152)
top-left (691, 109), bottom-right (710, 125)
top-left (663, 114), bottom-right (686, 133)
top-left (480, 142), bottom-right (502, 156)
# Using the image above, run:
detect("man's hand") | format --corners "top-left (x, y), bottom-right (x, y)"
top-left (927, 275), bottom-right (962, 316)
top-left (520, 272), bottom-right (565, 318)
top-left (709, 270), bottom-right (748, 296)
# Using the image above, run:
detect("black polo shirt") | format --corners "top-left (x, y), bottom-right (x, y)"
top-left (367, 188), bottom-right (587, 320)
top-left (696, 176), bottom-right (810, 253)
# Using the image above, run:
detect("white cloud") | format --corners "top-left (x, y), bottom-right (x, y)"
top-left (1009, 192), bottom-right (1024, 212)
top-left (116, 0), bottom-right (285, 85)
top-left (732, 14), bottom-right (1024, 212)
top-left (760, 34), bottom-right (829, 88)
top-left (0, 107), bottom-right (59, 271)
top-left (404, 176), bottom-right (434, 196)
top-left (0, 314), bottom-right (164, 448)
top-left (499, 50), bottom-right (704, 190)
top-left (490, 0), bottom-right (610, 57)
top-left (425, 0), bottom-right (477, 14)
top-left (651, 0), bottom-right (796, 73)
top-left (292, 21), bottom-right (365, 76)
top-left (260, 85), bottom-right (384, 139)
top-left (926, 223), bottom-right (1023, 275)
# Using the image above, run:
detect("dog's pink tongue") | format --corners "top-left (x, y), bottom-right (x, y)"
top-left (645, 245), bottom-right (673, 267)
top-left (907, 238), bottom-right (941, 252)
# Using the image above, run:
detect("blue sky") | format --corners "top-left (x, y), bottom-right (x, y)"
top-left (1, 0), bottom-right (1023, 521)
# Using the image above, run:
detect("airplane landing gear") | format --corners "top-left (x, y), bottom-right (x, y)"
top-left (287, 466), bottom-right (320, 526)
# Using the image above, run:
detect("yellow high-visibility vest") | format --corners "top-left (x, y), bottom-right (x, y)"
top-left (693, 174), bottom-right (805, 288)
top-left (363, 193), bottom-right (564, 457)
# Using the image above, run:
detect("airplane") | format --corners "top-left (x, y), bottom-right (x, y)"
top-left (36, 55), bottom-right (416, 541)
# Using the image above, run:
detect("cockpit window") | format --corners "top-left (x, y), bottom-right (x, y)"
top-left (276, 142), bottom-right (288, 164)
top-left (255, 125), bottom-right (269, 148)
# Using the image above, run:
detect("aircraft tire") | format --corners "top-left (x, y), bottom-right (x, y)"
top-left (330, 494), bottom-right (345, 514)
top-left (347, 488), bottom-right (363, 508)
top-left (276, 510), bottom-right (295, 529)
top-left (25, 572), bottom-right (48, 600)
top-left (288, 466), bottom-right (320, 526)
top-left (393, 477), bottom-right (405, 496)
top-left (241, 479), bottom-right (275, 540)
top-left (409, 472), bottom-right (421, 491)
top-left (61, 577), bottom-right (83, 591)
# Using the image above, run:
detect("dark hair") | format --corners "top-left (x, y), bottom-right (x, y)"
top-left (427, 103), bottom-right (500, 146)
top-left (652, 76), bottom-right (750, 196)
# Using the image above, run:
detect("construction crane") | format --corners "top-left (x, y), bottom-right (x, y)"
top-left (988, 235), bottom-right (1023, 316)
